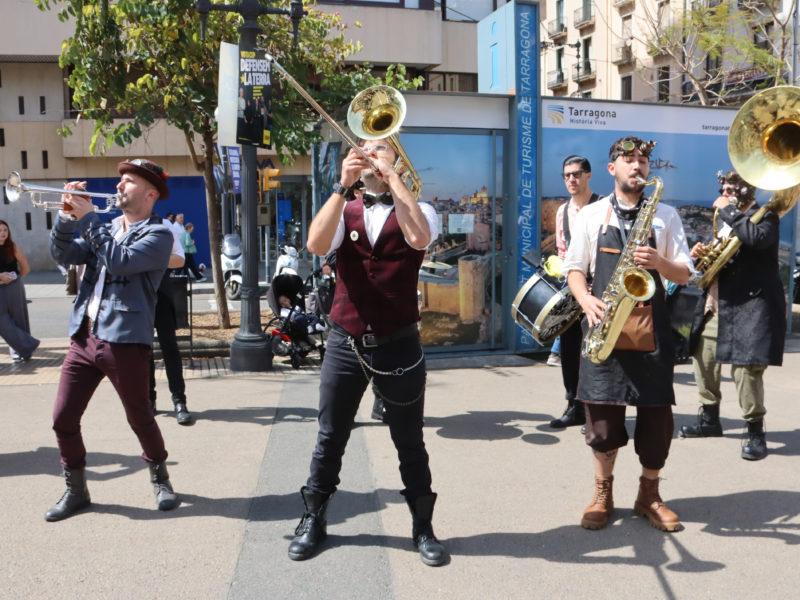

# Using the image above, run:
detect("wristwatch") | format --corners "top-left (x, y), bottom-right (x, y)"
top-left (332, 182), bottom-right (349, 197)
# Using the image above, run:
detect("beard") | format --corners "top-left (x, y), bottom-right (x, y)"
top-left (617, 175), bottom-right (644, 194)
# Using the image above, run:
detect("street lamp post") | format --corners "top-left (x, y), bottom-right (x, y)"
top-left (195, 0), bottom-right (306, 372)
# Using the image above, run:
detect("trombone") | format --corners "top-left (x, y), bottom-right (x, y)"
top-left (266, 54), bottom-right (422, 198)
top-left (4, 171), bottom-right (119, 213)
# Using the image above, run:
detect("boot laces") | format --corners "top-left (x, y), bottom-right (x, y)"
top-left (592, 480), bottom-right (611, 505)
top-left (295, 513), bottom-right (315, 536)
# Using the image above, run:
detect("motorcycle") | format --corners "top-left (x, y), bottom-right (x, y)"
top-left (222, 233), bottom-right (243, 301)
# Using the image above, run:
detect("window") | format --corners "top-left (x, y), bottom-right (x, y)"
top-left (0, 128), bottom-right (4, 147)
top-left (556, 0), bottom-right (564, 22)
top-left (18, 96), bottom-right (25, 115)
top-left (658, 66), bottom-right (670, 102)
top-left (556, 48), bottom-right (564, 72)
top-left (46, 212), bottom-right (53, 230)
top-left (621, 15), bottom-right (632, 40)
top-left (42, 150), bottom-right (49, 169)
top-left (40, 96), bottom-right (46, 115)
top-left (621, 75), bottom-right (632, 100)
top-left (26, 213), bottom-right (32, 231)
top-left (21, 151), bottom-right (28, 169)
top-left (754, 23), bottom-right (773, 51)
top-left (581, 91), bottom-right (592, 98)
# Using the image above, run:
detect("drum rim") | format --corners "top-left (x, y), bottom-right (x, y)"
top-left (510, 273), bottom-right (550, 321)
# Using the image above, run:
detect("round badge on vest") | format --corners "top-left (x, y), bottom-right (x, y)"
top-left (350, 231), bottom-right (359, 242)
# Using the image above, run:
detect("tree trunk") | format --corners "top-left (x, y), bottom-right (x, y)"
top-left (201, 130), bottom-right (231, 329)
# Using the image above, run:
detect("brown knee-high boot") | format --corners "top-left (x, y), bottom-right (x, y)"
top-left (634, 476), bottom-right (680, 532)
top-left (581, 475), bottom-right (614, 530)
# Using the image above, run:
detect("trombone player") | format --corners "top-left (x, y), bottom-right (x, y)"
top-left (680, 170), bottom-right (785, 461)
top-left (287, 138), bottom-right (445, 566)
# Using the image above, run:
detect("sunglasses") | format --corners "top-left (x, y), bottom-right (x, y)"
top-left (563, 170), bottom-right (587, 180)
top-left (130, 158), bottom-right (165, 176)
top-left (719, 186), bottom-right (738, 196)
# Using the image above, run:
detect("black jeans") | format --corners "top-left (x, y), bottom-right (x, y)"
top-left (560, 317), bottom-right (582, 402)
top-left (149, 291), bottom-right (186, 405)
top-left (307, 329), bottom-right (432, 500)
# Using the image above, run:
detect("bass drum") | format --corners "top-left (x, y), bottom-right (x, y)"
top-left (511, 273), bottom-right (582, 345)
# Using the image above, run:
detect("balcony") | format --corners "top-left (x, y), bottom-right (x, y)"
top-left (614, 0), bottom-right (634, 9)
top-left (573, 6), bottom-right (595, 29)
top-left (572, 60), bottom-right (596, 83)
top-left (547, 69), bottom-right (567, 89)
top-left (547, 18), bottom-right (567, 40)
top-left (611, 45), bottom-right (633, 66)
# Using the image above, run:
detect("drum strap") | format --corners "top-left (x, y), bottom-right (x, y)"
top-left (564, 192), bottom-right (599, 248)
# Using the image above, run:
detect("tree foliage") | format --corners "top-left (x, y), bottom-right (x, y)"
top-left (35, 0), bottom-right (421, 327)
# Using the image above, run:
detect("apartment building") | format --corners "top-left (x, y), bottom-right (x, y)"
top-left (540, 0), bottom-right (797, 103)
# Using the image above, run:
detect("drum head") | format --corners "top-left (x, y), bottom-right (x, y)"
top-left (512, 274), bottom-right (582, 344)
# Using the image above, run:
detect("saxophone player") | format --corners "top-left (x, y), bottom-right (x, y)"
top-left (563, 136), bottom-right (693, 532)
top-left (679, 170), bottom-right (785, 461)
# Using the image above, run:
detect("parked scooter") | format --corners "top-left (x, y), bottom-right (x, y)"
top-left (222, 232), bottom-right (243, 300)
top-left (274, 245), bottom-right (299, 278)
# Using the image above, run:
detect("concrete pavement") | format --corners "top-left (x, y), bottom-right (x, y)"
top-left (2, 273), bottom-right (800, 599)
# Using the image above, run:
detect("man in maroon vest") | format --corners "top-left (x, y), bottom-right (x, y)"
top-left (287, 139), bottom-right (445, 566)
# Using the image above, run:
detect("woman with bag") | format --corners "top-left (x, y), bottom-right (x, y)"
top-left (0, 219), bottom-right (40, 361)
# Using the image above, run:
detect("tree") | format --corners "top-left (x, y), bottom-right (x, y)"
top-left (36, 0), bottom-right (421, 327)
top-left (632, 0), bottom-right (793, 106)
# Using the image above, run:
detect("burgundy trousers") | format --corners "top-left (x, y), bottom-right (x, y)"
top-left (53, 323), bottom-right (168, 470)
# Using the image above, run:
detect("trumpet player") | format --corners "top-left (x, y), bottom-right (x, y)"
top-left (45, 159), bottom-right (180, 521)
top-left (680, 170), bottom-right (785, 461)
top-left (563, 136), bottom-right (693, 532)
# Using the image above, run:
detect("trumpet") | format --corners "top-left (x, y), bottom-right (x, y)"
top-left (4, 171), bottom-right (119, 213)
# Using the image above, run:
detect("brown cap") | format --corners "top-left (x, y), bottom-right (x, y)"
top-left (117, 159), bottom-right (169, 200)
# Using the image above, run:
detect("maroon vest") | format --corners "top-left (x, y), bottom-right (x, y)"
top-left (329, 201), bottom-right (425, 337)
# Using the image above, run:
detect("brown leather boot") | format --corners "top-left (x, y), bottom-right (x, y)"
top-left (581, 476), bottom-right (614, 530)
top-left (634, 476), bottom-right (680, 532)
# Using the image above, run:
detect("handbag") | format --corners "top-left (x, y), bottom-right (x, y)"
top-left (615, 304), bottom-right (656, 352)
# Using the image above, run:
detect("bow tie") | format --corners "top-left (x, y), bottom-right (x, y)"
top-left (362, 192), bottom-right (393, 208)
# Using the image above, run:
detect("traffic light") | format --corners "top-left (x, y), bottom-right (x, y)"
top-left (262, 167), bottom-right (281, 192)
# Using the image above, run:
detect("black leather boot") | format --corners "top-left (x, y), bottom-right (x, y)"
top-left (549, 401), bottom-right (586, 428)
top-left (679, 404), bottom-right (723, 438)
top-left (149, 461), bottom-right (179, 511)
top-left (288, 486), bottom-right (334, 561)
top-left (45, 468), bottom-right (91, 522)
top-left (742, 420), bottom-right (767, 461)
top-left (405, 493), bottom-right (446, 566)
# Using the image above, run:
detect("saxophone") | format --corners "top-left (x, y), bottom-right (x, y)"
top-left (582, 176), bottom-right (662, 364)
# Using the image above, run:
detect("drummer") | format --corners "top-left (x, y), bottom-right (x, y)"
top-left (549, 155), bottom-right (599, 429)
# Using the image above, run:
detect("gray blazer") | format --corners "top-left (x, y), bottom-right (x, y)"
top-left (50, 212), bottom-right (172, 346)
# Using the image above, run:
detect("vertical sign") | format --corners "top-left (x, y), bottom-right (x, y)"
top-left (237, 48), bottom-right (272, 148)
top-left (514, 0), bottom-right (539, 351)
top-left (226, 146), bottom-right (242, 194)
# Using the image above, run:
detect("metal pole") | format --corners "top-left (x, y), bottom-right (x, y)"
top-left (229, 7), bottom-right (272, 371)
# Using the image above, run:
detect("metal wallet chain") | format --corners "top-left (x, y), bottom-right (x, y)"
top-left (347, 336), bottom-right (425, 407)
